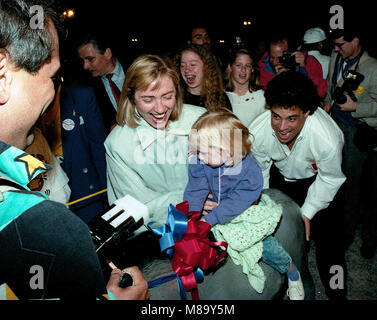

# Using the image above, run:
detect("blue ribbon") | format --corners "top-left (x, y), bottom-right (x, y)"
top-left (147, 204), bottom-right (187, 258)
top-left (147, 204), bottom-right (191, 299)
top-left (147, 273), bottom-right (187, 300)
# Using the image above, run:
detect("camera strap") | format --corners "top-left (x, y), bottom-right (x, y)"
top-left (341, 50), bottom-right (363, 79)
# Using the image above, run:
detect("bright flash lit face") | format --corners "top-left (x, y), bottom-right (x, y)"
top-left (271, 106), bottom-right (309, 150)
top-left (230, 53), bottom-right (253, 86)
top-left (197, 144), bottom-right (232, 168)
top-left (180, 50), bottom-right (204, 95)
top-left (134, 75), bottom-right (176, 130)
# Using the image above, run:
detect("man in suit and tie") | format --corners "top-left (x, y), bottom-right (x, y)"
top-left (77, 33), bottom-right (126, 134)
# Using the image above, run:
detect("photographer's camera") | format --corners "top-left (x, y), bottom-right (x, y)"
top-left (333, 70), bottom-right (364, 105)
top-left (279, 51), bottom-right (297, 71)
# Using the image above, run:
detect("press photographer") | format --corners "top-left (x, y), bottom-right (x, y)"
top-left (258, 34), bottom-right (328, 98)
top-left (323, 26), bottom-right (377, 259)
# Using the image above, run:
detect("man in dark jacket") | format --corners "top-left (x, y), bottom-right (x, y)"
top-left (0, 0), bottom-right (149, 300)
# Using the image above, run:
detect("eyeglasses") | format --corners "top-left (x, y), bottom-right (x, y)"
top-left (334, 42), bottom-right (346, 49)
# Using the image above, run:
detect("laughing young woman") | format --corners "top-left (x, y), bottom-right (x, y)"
top-left (175, 44), bottom-right (232, 112)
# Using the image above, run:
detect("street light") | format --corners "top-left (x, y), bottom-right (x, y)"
top-left (62, 8), bottom-right (75, 19)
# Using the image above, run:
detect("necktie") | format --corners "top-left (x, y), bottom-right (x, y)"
top-left (106, 73), bottom-right (121, 103)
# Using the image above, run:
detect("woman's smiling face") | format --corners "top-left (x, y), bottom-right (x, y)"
top-left (134, 75), bottom-right (176, 130)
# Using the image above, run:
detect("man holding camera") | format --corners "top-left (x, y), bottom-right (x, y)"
top-left (0, 0), bottom-right (149, 300)
top-left (323, 27), bottom-right (377, 259)
top-left (258, 35), bottom-right (328, 98)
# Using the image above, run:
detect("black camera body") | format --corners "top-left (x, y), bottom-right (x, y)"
top-left (88, 195), bottom-right (150, 269)
top-left (278, 51), bottom-right (297, 71)
top-left (333, 70), bottom-right (365, 105)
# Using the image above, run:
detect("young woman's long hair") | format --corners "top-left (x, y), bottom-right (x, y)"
top-left (175, 44), bottom-right (228, 112)
top-left (224, 48), bottom-right (261, 93)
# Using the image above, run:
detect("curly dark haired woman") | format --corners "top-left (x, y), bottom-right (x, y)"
top-left (174, 44), bottom-right (232, 112)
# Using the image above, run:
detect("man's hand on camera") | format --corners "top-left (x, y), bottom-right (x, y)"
top-left (275, 65), bottom-right (288, 75)
top-left (338, 93), bottom-right (357, 111)
top-left (107, 266), bottom-right (150, 300)
top-left (292, 51), bottom-right (306, 67)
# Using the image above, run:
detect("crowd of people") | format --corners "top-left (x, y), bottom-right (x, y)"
top-left (0, 0), bottom-right (376, 301)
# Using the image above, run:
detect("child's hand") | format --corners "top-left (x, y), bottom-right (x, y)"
top-left (201, 210), bottom-right (208, 216)
top-left (203, 194), bottom-right (218, 211)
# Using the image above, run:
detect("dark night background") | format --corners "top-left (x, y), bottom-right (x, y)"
top-left (57, 0), bottom-right (375, 73)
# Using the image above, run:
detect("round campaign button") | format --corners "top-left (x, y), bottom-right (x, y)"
top-left (62, 118), bottom-right (75, 131)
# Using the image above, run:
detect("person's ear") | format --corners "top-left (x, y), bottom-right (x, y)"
top-left (0, 52), bottom-right (12, 105)
top-left (351, 37), bottom-right (360, 47)
top-left (104, 48), bottom-right (113, 59)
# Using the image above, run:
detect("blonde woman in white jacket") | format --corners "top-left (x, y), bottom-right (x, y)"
top-left (105, 55), bottom-right (205, 227)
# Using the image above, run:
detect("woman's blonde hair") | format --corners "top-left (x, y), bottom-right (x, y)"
top-left (189, 109), bottom-right (252, 165)
top-left (116, 54), bottom-right (183, 128)
top-left (174, 44), bottom-right (228, 112)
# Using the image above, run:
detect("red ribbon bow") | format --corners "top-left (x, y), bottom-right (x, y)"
top-left (172, 201), bottom-right (228, 299)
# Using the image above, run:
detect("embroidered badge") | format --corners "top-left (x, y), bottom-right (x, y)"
top-left (15, 153), bottom-right (47, 181)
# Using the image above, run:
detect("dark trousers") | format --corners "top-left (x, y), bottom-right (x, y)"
top-left (335, 123), bottom-right (368, 243)
top-left (270, 165), bottom-right (347, 300)
top-left (360, 150), bottom-right (377, 250)
top-left (0, 201), bottom-right (106, 300)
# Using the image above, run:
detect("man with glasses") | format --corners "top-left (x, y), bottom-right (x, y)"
top-left (323, 27), bottom-right (377, 259)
